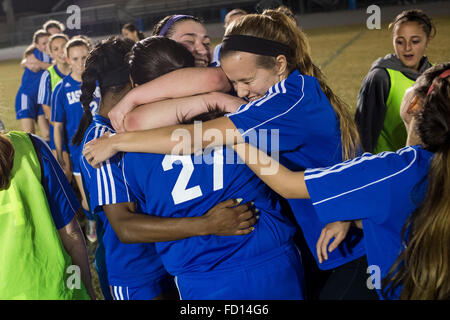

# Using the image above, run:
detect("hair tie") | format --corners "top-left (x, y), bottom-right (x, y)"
top-left (427, 69), bottom-right (450, 96)
top-left (221, 34), bottom-right (289, 57)
top-left (159, 15), bottom-right (194, 36)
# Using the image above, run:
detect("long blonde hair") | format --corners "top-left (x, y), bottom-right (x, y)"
top-left (382, 63), bottom-right (450, 300)
top-left (223, 10), bottom-right (360, 160)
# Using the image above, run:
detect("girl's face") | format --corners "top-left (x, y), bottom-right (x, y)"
top-left (122, 28), bottom-right (139, 42)
top-left (170, 20), bottom-right (211, 67)
top-left (221, 51), bottom-right (284, 101)
top-left (36, 36), bottom-right (49, 54)
top-left (50, 38), bottom-right (68, 65)
top-left (67, 45), bottom-right (89, 76)
top-left (393, 21), bottom-right (430, 72)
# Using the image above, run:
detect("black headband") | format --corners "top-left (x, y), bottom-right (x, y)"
top-left (102, 66), bottom-right (130, 87)
top-left (221, 34), bottom-right (290, 57)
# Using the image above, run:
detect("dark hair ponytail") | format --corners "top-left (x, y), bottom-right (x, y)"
top-left (72, 37), bottom-right (135, 146)
top-left (382, 63), bottom-right (450, 300)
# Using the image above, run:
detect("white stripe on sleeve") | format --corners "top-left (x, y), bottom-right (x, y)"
top-left (309, 147), bottom-right (418, 206)
top-left (241, 75), bottom-right (305, 137)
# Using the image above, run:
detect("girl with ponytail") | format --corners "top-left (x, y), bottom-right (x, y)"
top-left (84, 10), bottom-right (369, 299)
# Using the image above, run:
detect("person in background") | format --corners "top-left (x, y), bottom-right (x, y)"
top-left (43, 19), bottom-right (65, 35)
top-left (212, 8), bottom-right (247, 66)
top-left (37, 33), bottom-right (72, 180)
top-left (355, 9), bottom-right (435, 153)
top-left (52, 37), bottom-right (99, 243)
top-left (15, 29), bottom-right (51, 140)
top-left (122, 23), bottom-right (146, 42)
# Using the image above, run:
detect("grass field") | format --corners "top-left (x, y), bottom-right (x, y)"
top-left (0, 17), bottom-right (448, 300)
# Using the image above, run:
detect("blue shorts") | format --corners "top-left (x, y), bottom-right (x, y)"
top-left (175, 241), bottom-right (305, 300)
top-left (111, 275), bottom-right (176, 300)
top-left (15, 89), bottom-right (44, 120)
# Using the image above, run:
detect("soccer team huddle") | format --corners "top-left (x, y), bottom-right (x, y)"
top-left (1, 6), bottom-right (449, 300)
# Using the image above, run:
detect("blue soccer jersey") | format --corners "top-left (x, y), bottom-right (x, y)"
top-left (51, 74), bottom-right (100, 173)
top-left (37, 65), bottom-right (66, 106)
top-left (80, 115), bottom-right (171, 293)
top-left (304, 146), bottom-right (433, 299)
top-left (30, 134), bottom-right (79, 229)
top-left (38, 66), bottom-right (68, 150)
top-left (122, 142), bottom-right (304, 299)
top-left (226, 69), bottom-right (365, 269)
top-left (21, 48), bottom-right (52, 96)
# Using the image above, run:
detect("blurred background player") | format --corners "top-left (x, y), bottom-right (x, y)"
top-left (43, 19), bottom-right (65, 35)
top-left (15, 29), bottom-right (51, 140)
top-left (52, 37), bottom-right (99, 243)
top-left (355, 9), bottom-right (435, 153)
top-left (212, 8), bottom-right (247, 66)
top-left (121, 23), bottom-right (146, 42)
top-left (37, 33), bottom-right (72, 180)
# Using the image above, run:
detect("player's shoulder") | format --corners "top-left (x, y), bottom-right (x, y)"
top-left (53, 78), bottom-right (65, 92)
top-left (29, 134), bottom-right (54, 160)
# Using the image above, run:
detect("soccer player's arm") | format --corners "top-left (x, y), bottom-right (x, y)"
top-left (123, 92), bottom-right (244, 132)
top-left (232, 142), bottom-right (310, 199)
top-left (109, 67), bottom-right (231, 132)
top-left (103, 199), bottom-right (256, 244)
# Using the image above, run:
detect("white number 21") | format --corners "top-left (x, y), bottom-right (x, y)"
top-left (162, 149), bottom-right (224, 205)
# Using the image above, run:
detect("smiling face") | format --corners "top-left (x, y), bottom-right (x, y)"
top-left (67, 45), bottom-right (89, 78)
top-left (393, 21), bottom-right (429, 72)
top-left (220, 51), bottom-right (284, 101)
top-left (35, 36), bottom-right (49, 54)
top-left (169, 20), bottom-right (211, 67)
top-left (50, 38), bottom-right (68, 65)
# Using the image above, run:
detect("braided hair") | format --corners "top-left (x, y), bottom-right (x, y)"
top-left (72, 37), bottom-right (134, 146)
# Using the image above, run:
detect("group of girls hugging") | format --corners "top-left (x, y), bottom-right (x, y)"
top-left (5, 6), bottom-right (449, 300)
